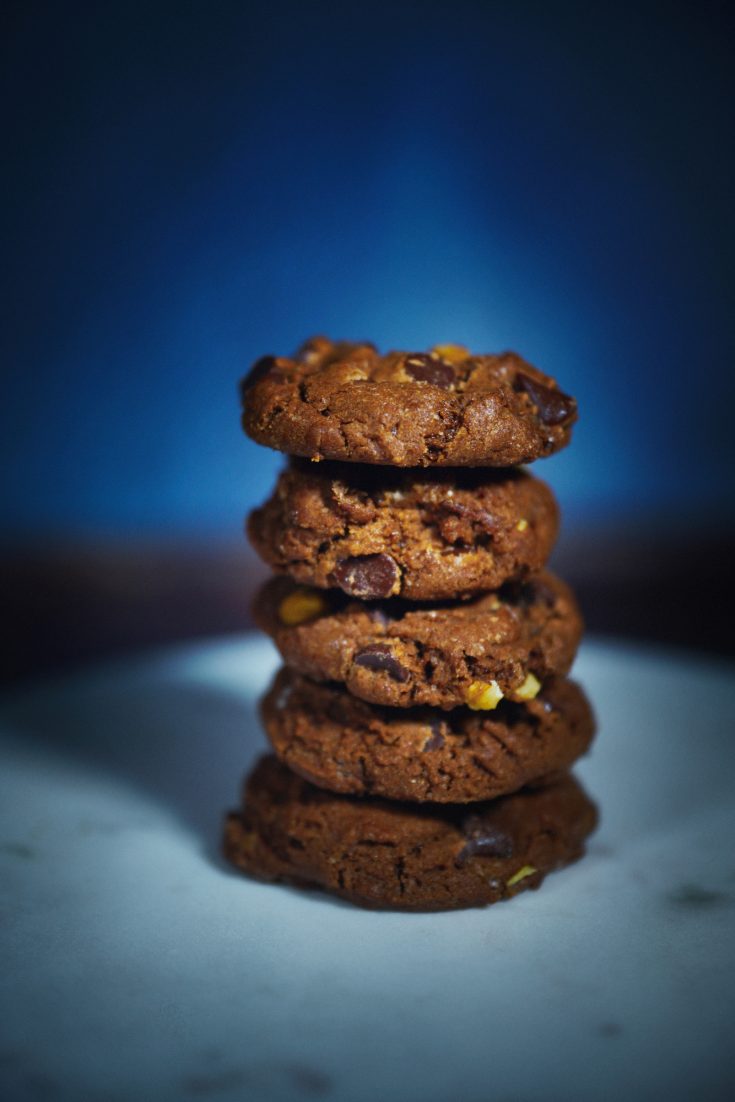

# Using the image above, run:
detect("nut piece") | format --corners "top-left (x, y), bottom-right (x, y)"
top-left (506, 864), bottom-right (537, 887)
top-left (278, 589), bottom-right (327, 626)
top-left (516, 517), bottom-right (529, 532)
top-left (511, 672), bottom-right (542, 702)
top-left (431, 343), bottom-right (469, 364)
top-left (465, 680), bottom-right (504, 710)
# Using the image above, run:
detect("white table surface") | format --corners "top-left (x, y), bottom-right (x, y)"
top-left (1, 635), bottom-right (734, 1102)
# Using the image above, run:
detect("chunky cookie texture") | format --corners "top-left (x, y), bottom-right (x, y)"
top-left (223, 755), bottom-right (598, 911)
top-left (261, 670), bottom-right (595, 802)
top-left (248, 460), bottom-right (559, 601)
top-left (253, 571), bottom-right (582, 711)
top-left (241, 337), bottom-right (577, 467)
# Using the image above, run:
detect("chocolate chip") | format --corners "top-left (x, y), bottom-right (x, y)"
top-left (422, 718), bottom-right (446, 752)
top-left (353, 643), bottom-right (410, 683)
top-left (404, 354), bottom-right (456, 389)
top-left (455, 816), bottom-right (515, 866)
top-left (515, 372), bottom-right (576, 426)
top-left (332, 553), bottom-right (400, 599)
top-left (240, 355), bottom-right (285, 397)
top-left (366, 606), bottom-right (395, 627)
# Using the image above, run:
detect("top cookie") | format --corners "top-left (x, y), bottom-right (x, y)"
top-left (241, 337), bottom-right (577, 467)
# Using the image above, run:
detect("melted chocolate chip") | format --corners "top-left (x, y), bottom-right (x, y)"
top-left (455, 816), bottom-right (515, 867)
top-left (366, 606), bottom-right (395, 627)
top-left (404, 354), bottom-right (456, 389)
top-left (515, 372), bottom-right (576, 426)
top-left (422, 719), bottom-right (446, 752)
top-left (332, 553), bottom-right (400, 599)
top-left (353, 643), bottom-right (410, 683)
top-left (240, 355), bottom-right (285, 396)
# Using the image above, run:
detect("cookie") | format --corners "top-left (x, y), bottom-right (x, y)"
top-left (248, 460), bottom-right (559, 601)
top-left (241, 337), bottom-right (577, 467)
top-left (224, 755), bottom-right (598, 911)
top-left (253, 571), bottom-right (582, 711)
top-left (260, 669), bottom-right (595, 802)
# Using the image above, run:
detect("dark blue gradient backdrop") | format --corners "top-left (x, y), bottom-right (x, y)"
top-left (3, 1), bottom-right (734, 535)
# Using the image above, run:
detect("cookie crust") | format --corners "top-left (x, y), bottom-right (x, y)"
top-left (261, 669), bottom-right (595, 803)
top-left (241, 337), bottom-right (577, 467)
top-left (248, 460), bottom-right (559, 601)
top-left (224, 755), bottom-right (597, 911)
top-left (253, 572), bottom-right (583, 711)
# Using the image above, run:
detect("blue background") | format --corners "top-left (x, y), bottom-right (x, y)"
top-left (3, 0), bottom-right (734, 537)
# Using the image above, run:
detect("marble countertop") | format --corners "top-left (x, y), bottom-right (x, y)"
top-left (1, 636), bottom-right (734, 1101)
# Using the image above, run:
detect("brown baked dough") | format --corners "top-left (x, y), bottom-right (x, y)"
top-left (253, 571), bottom-right (583, 711)
top-left (241, 337), bottom-right (577, 467)
top-left (260, 669), bottom-right (594, 802)
top-left (224, 755), bottom-right (597, 911)
top-left (248, 460), bottom-right (559, 600)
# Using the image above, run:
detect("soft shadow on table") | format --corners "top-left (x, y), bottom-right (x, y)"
top-left (0, 671), bottom-right (265, 871)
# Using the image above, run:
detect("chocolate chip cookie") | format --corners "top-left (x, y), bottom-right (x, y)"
top-left (260, 669), bottom-right (594, 802)
top-left (253, 571), bottom-right (582, 711)
top-left (248, 460), bottom-right (559, 601)
top-left (224, 755), bottom-right (598, 910)
top-left (241, 337), bottom-right (577, 467)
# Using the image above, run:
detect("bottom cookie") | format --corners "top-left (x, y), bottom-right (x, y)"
top-left (224, 756), bottom-right (598, 912)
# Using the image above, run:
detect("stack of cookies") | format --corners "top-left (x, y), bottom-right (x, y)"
top-left (226, 337), bottom-right (597, 911)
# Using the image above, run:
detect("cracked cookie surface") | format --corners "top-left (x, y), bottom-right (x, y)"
top-left (260, 669), bottom-right (595, 803)
top-left (241, 337), bottom-right (577, 467)
top-left (223, 755), bottom-right (597, 909)
top-left (253, 571), bottom-right (582, 710)
top-left (249, 460), bottom-right (559, 600)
